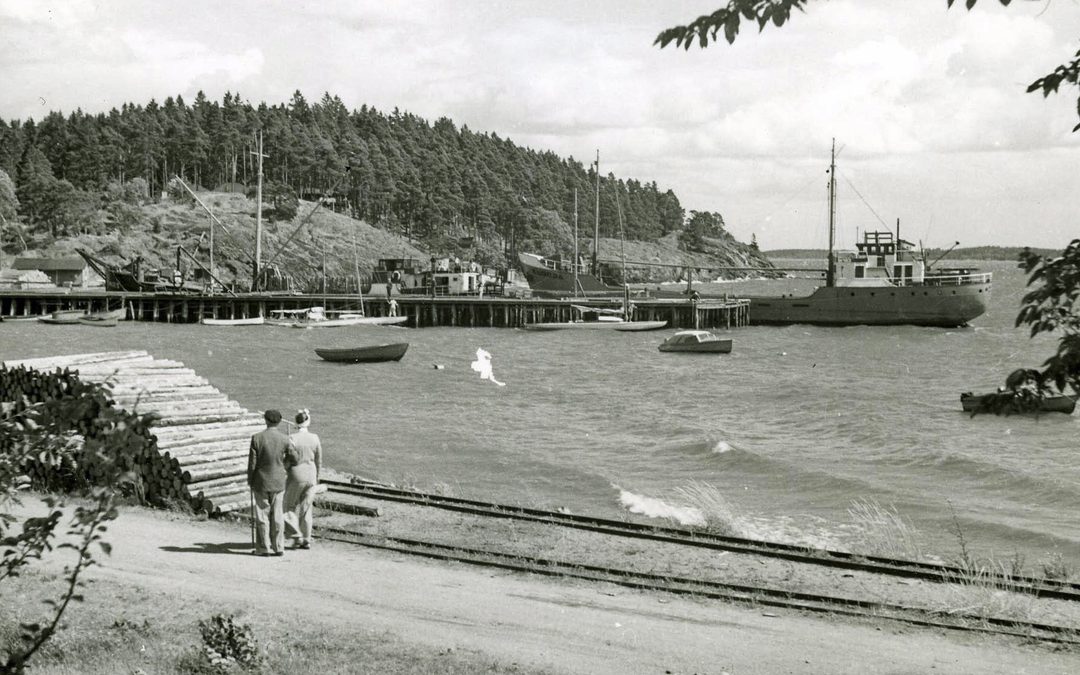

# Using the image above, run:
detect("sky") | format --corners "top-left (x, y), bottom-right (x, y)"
top-left (1, 0), bottom-right (1078, 250)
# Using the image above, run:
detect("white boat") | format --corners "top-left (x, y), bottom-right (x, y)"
top-left (523, 305), bottom-right (667, 332)
top-left (267, 308), bottom-right (320, 326)
top-left (201, 317), bottom-right (265, 326)
top-left (287, 306), bottom-right (408, 328)
top-left (658, 330), bottom-right (732, 353)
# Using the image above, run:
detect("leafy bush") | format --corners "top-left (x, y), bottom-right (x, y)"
top-left (198, 614), bottom-right (263, 671)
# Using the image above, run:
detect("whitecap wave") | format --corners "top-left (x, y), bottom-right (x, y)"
top-left (615, 487), bottom-right (705, 527)
top-left (711, 440), bottom-right (733, 454)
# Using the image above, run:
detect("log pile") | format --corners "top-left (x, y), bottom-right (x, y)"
top-left (3, 351), bottom-right (261, 516)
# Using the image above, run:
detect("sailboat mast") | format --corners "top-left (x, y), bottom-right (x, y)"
top-left (573, 188), bottom-right (580, 296)
top-left (593, 149), bottom-right (600, 278)
top-left (827, 138), bottom-right (836, 288)
top-left (208, 214), bottom-right (214, 295)
top-left (252, 130), bottom-right (267, 291)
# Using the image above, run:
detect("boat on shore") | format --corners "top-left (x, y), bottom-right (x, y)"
top-left (746, 141), bottom-right (990, 327)
top-left (961, 391), bottom-right (1076, 415)
top-left (658, 330), bottom-right (732, 353)
top-left (314, 343), bottom-right (409, 363)
top-left (201, 317), bottom-right (265, 326)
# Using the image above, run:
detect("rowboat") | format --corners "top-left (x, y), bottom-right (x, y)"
top-left (201, 317), bottom-right (266, 326)
top-left (89, 307), bottom-right (127, 321)
top-left (961, 391), bottom-right (1077, 415)
top-left (77, 315), bottom-right (118, 327)
top-left (658, 330), bottom-right (732, 353)
top-left (314, 343), bottom-right (409, 363)
top-left (38, 310), bottom-right (86, 325)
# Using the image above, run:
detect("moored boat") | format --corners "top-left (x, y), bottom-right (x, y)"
top-left (38, 310), bottom-right (86, 325)
top-left (523, 305), bottom-right (667, 332)
top-left (658, 330), bottom-right (732, 353)
top-left (77, 315), bottom-right (118, 327)
top-left (288, 307), bottom-right (408, 328)
top-left (960, 391), bottom-right (1076, 415)
top-left (201, 317), bottom-right (265, 326)
top-left (748, 141), bottom-right (990, 327)
top-left (314, 343), bottom-right (409, 363)
top-left (517, 252), bottom-right (621, 297)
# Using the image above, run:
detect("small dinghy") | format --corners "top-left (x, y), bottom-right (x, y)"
top-left (315, 343), bottom-right (409, 363)
top-left (78, 315), bottom-right (118, 327)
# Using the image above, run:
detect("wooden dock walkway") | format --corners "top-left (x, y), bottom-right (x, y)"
top-left (0, 290), bottom-right (751, 329)
top-left (5, 350), bottom-right (260, 516)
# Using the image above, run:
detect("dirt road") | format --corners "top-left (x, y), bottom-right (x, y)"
top-left (15, 499), bottom-right (1078, 674)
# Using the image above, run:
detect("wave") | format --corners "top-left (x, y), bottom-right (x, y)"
top-left (613, 485), bottom-right (706, 527)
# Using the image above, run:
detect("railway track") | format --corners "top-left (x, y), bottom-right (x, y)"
top-left (315, 524), bottom-right (1080, 645)
top-left (322, 478), bottom-right (1080, 602)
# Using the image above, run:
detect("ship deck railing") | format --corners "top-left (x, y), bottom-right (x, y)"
top-left (907, 272), bottom-right (992, 287)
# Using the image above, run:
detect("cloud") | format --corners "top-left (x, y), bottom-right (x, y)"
top-left (0, 0), bottom-right (95, 28)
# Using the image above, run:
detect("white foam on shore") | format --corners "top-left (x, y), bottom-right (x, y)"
top-left (615, 487), bottom-right (706, 527)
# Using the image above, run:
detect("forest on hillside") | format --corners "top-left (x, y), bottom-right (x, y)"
top-left (0, 91), bottom-right (728, 260)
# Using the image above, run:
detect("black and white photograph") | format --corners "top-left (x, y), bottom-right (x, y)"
top-left (2, 1), bottom-right (1079, 673)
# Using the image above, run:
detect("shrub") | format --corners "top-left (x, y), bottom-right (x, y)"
top-left (198, 614), bottom-right (263, 671)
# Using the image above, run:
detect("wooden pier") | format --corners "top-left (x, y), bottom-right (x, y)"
top-left (0, 289), bottom-right (750, 329)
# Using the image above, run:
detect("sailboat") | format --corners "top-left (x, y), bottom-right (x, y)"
top-left (744, 140), bottom-right (992, 327)
top-left (522, 167), bottom-right (667, 332)
top-left (517, 150), bottom-right (623, 297)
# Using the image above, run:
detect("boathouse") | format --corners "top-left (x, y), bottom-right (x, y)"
top-left (13, 256), bottom-right (103, 288)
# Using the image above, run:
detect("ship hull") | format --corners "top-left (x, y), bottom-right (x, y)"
top-left (518, 253), bottom-right (620, 296)
top-left (746, 281), bottom-right (991, 327)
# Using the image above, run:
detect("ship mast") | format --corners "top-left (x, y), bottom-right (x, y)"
top-left (251, 131), bottom-right (268, 291)
top-left (593, 149), bottom-right (600, 278)
top-left (827, 138), bottom-right (836, 288)
top-left (573, 188), bottom-right (580, 297)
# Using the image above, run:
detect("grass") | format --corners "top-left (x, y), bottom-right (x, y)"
top-left (671, 480), bottom-right (742, 536)
top-left (937, 559), bottom-right (1037, 623)
top-left (0, 569), bottom-right (554, 675)
top-left (846, 498), bottom-right (923, 560)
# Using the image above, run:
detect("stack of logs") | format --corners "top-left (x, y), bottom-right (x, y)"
top-left (3, 351), bottom-right (262, 515)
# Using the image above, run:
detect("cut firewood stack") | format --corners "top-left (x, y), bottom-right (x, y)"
top-left (3, 350), bottom-right (261, 516)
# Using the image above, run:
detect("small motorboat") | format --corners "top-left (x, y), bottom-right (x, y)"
top-left (315, 343), bottom-right (409, 363)
top-left (961, 391), bottom-right (1077, 415)
top-left (201, 317), bottom-right (266, 326)
top-left (658, 330), bottom-right (733, 353)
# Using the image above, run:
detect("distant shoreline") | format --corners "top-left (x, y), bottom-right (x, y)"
top-left (764, 246), bottom-right (1058, 261)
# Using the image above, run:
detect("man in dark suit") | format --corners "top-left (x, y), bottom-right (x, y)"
top-left (248, 409), bottom-right (290, 556)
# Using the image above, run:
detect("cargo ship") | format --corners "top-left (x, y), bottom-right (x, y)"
top-left (745, 140), bottom-right (991, 327)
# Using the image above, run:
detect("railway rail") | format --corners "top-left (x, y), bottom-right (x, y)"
top-left (315, 524), bottom-right (1080, 646)
top-left (322, 478), bottom-right (1080, 602)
